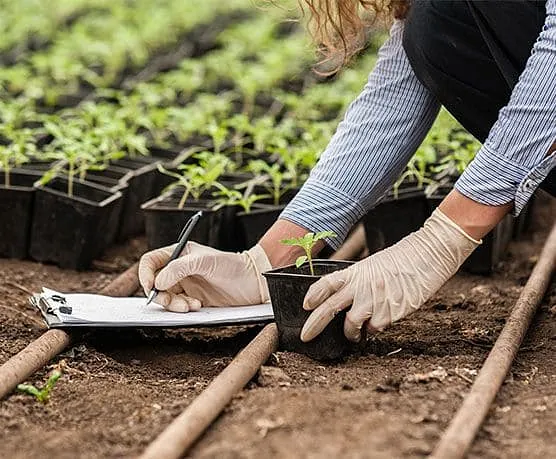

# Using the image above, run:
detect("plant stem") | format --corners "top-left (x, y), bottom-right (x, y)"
top-left (178, 188), bottom-right (190, 210)
top-left (68, 160), bottom-right (74, 197)
top-left (307, 249), bottom-right (314, 276)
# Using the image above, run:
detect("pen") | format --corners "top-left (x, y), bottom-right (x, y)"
top-left (146, 210), bottom-right (203, 306)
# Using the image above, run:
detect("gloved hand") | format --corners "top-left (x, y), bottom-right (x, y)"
top-left (138, 242), bottom-right (272, 312)
top-left (300, 208), bottom-right (481, 343)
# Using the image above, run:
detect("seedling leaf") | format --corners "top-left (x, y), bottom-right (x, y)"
top-left (17, 369), bottom-right (62, 404)
top-left (295, 255), bottom-right (308, 268)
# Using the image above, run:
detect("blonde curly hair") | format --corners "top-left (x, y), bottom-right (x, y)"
top-left (299, 0), bottom-right (409, 72)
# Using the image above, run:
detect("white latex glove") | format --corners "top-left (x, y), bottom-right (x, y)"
top-left (300, 208), bottom-right (481, 343)
top-left (138, 242), bottom-right (271, 312)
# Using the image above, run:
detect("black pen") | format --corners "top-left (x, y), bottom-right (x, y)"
top-left (146, 210), bottom-right (203, 306)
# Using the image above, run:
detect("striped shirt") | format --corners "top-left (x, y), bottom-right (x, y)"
top-left (281, 1), bottom-right (556, 249)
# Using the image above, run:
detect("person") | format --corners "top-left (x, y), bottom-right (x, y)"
top-left (139, 0), bottom-right (556, 345)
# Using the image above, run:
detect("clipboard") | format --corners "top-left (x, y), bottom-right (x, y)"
top-left (30, 288), bottom-right (274, 329)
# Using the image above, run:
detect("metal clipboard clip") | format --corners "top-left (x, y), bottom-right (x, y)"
top-left (43, 294), bottom-right (73, 315)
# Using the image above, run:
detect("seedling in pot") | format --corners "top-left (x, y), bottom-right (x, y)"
top-left (212, 183), bottom-right (270, 213)
top-left (281, 231), bottom-right (337, 275)
top-left (0, 131), bottom-right (35, 187)
top-left (157, 152), bottom-right (230, 209)
top-left (246, 159), bottom-right (291, 205)
top-left (271, 143), bottom-right (318, 188)
top-left (392, 144), bottom-right (437, 197)
top-left (204, 120), bottom-right (229, 155)
top-left (17, 369), bottom-right (62, 404)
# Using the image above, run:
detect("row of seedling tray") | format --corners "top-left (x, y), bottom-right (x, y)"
top-left (0, 151), bottom-right (290, 270)
top-left (363, 183), bottom-right (534, 275)
top-left (1, 153), bottom-right (529, 273)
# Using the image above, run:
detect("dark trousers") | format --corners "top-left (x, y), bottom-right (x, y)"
top-left (403, 0), bottom-right (556, 196)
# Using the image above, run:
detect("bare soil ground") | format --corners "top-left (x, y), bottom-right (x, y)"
top-left (1, 195), bottom-right (554, 459)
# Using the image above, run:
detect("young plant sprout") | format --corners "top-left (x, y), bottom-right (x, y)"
top-left (212, 183), bottom-right (269, 213)
top-left (204, 120), bottom-right (228, 155)
top-left (0, 130), bottom-right (35, 187)
top-left (157, 152), bottom-right (229, 209)
top-left (17, 369), bottom-right (62, 404)
top-left (246, 159), bottom-right (290, 205)
top-left (281, 231), bottom-right (337, 275)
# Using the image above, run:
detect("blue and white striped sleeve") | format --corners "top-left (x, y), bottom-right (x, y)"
top-left (455, 0), bottom-right (556, 214)
top-left (279, 20), bottom-right (441, 248)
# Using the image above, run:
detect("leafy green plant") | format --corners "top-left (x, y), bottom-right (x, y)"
top-left (246, 159), bottom-right (290, 205)
top-left (157, 152), bottom-right (230, 208)
top-left (40, 119), bottom-right (106, 196)
top-left (17, 369), bottom-right (62, 404)
top-left (281, 231), bottom-right (337, 275)
top-left (212, 183), bottom-right (269, 213)
top-left (0, 130), bottom-right (35, 187)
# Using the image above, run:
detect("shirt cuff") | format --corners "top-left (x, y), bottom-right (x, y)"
top-left (279, 179), bottom-right (367, 250)
top-left (455, 145), bottom-right (556, 215)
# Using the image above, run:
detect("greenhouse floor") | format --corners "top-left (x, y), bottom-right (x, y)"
top-left (1, 196), bottom-right (555, 459)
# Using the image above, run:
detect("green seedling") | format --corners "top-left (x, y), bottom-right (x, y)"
top-left (157, 152), bottom-right (229, 208)
top-left (17, 369), bottom-right (62, 404)
top-left (0, 131), bottom-right (35, 187)
top-left (281, 231), bottom-right (337, 275)
top-left (246, 159), bottom-right (291, 205)
top-left (212, 183), bottom-right (270, 213)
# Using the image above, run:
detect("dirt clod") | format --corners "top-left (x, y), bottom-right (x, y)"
top-left (257, 366), bottom-right (292, 387)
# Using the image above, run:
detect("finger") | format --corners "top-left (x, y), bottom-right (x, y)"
top-left (300, 287), bottom-right (353, 342)
top-left (184, 241), bottom-right (223, 257)
top-left (154, 255), bottom-right (210, 292)
top-left (303, 270), bottom-right (347, 311)
top-left (165, 294), bottom-right (202, 313)
top-left (344, 305), bottom-right (373, 343)
top-left (153, 291), bottom-right (172, 308)
top-left (138, 245), bottom-right (175, 295)
top-left (344, 276), bottom-right (377, 342)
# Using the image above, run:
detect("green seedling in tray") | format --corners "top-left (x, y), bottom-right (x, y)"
top-left (212, 182), bottom-right (270, 213)
top-left (17, 369), bottom-right (62, 404)
top-left (0, 130), bottom-right (35, 188)
top-left (157, 152), bottom-right (230, 208)
top-left (281, 231), bottom-right (337, 276)
top-left (246, 159), bottom-right (291, 206)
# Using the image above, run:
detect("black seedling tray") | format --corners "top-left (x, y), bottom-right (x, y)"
top-left (513, 194), bottom-right (536, 240)
top-left (236, 204), bottom-right (284, 249)
top-left (216, 203), bottom-right (282, 252)
top-left (142, 190), bottom-right (223, 250)
top-left (263, 260), bottom-right (355, 361)
top-left (29, 177), bottom-right (123, 270)
top-left (362, 186), bottom-right (430, 253)
top-left (0, 171), bottom-right (42, 259)
top-left (110, 156), bottom-right (160, 241)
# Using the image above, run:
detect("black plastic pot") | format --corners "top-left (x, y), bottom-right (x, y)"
top-left (83, 167), bottom-right (131, 195)
top-left (148, 150), bottom-right (199, 196)
top-left (236, 204), bottom-right (284, 249)
top-left (263, 260), bottom-right (355, 361)
top-left (0, 171), bottom-right (42, 259)
top-left (16, 160), bottom-right (57, 172)
top-left (513, 194), bottom-right (536, 240)
top-left (142, 189), bottom-right (223, 250)
top-left (362, 186), bottom-right (429, 253)
top-left (111, 156), bottom-right (160, 241)
top-left (216, 203), bottom-right (282, 252)
top-left (427, 188), bottom-right (515, 274)
top-left (29, 177), bottom-right (123, 270)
